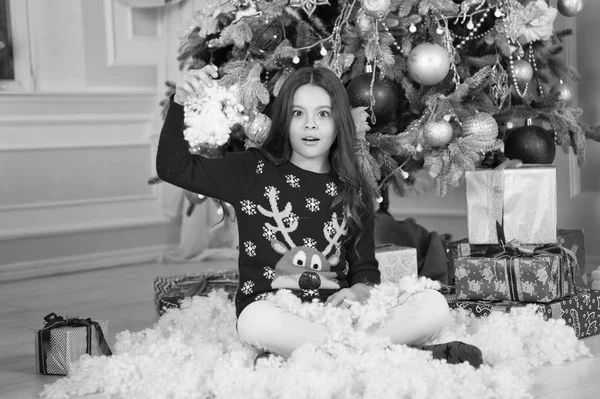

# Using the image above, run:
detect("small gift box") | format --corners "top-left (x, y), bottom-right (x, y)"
top-left (454, 245), bottom-right (578, 303)
top-left (158, 277), bottom-right (208, 315)
top-left (155, 271), bottom-right (239, 315)
top-left (34, 313), bottom-right (112, 375)
top-left (465, 166), bottom-right (557, 245)
top-left (375, 245), bottom-right (418, 283)
top-left (451, 290), bottom-right (600, 339)
top-left (154, 274), bottom-right (203, 314)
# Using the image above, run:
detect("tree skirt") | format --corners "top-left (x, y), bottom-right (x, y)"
top-left (41, 277), bottom-right (591, 399)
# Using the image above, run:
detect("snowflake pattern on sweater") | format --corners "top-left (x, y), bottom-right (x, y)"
top-left (155, 99), bottom-right (380, 318)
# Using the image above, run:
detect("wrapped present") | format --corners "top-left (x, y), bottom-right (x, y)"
top-left (450, 289), bottom-right (600, 339)
top-left (154, 273), bottom-right (203, 313)
top-left (158, 277), bottom-right (208, 315)
top-left (375, 244), bottom-right (418, 283)
top-left (454, 245), bottom-right (578, 302)
top-left (155, 271), bottom-right (239, 315)
top-left (557, 229), bottom-right (587, 287)
top-left (466, 166), bottom-right (557, 245)
top-left (443, 239), bottom-right (489, 285)
top-left (34, 313), bottom-right (112, 375)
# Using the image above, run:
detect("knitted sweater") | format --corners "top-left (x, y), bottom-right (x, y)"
top-left (156, 99), bottom-right (380, 317)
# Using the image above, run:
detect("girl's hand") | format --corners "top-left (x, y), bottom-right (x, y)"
top-left (174, 64), bottom-right (219, 105)
top-left (326, 283), bottom-right (372, 309)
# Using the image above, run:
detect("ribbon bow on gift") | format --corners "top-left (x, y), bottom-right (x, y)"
top-left (37, 313), bottom-right (113, 375)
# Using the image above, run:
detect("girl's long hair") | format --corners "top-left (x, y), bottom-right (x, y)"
top-left (260, 67), bottom-right (376, 247)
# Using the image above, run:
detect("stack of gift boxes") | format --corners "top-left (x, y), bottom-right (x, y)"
top-left (446, 165), bottom-right (599, 339)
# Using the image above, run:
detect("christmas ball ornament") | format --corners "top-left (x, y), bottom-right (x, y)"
top-left (510, 59), bottom-right (534, 85)
top-left (251, 23), bottom-right (284, 55)
top-left (361, 0), bottom-right (392, 18)
top-left (346, 73), bottom-right (400, 128)
top-left (356, 9), bottom-right (375, 34)
top-left (550, 81), bottom-right (573, 105)
top-left (462, 112), bottom-right (499, 146)
top-left (504, 124), bottom-right (556, 164)
top-left (557, 0), bottom-right (585, 17)
top-left (245, 113), bottom-right (271, 144)
top-left (423, 119), bottom-right (453, 147)
top-left (407, 43), bottom-right (451, 86)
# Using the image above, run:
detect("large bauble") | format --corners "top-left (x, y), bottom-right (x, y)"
top-left (346, 73), bottom-right (400, 128)
top-left (557, 0), bottom-right (585, 17)
top-left (550, 82), bottom-right (573, 105)
top-left (361, 0), bottom-right (392, 18)
top-left (462, 112), bottom-right (499, 146)
top-left (510, 59), bottom-right (534, 85)
top-left (407, 43), bottom-right (451, 86)
top-left (356, 9), bottom-right (375, 34)
top-left (423, 119), bottom-right (453, 147)
top-left (504, 125), bottom-right (556, 164)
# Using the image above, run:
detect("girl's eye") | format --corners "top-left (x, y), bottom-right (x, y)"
top-left (319, 110), bottom-right (331, 118)
top-left (293, 110), bottom-right (303, 117)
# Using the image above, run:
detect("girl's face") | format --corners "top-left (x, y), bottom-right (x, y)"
top-left (288, 84), bottom-right (336, 172)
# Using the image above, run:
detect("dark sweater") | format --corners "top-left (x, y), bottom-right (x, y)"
top-left (156, 99), bottom-right (380, 317)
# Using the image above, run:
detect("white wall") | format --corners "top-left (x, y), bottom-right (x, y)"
top-left (0, 0), bottom-right (181, 281)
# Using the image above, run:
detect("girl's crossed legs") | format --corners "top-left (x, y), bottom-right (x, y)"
top-left (237, 289), bottom-right (464, 358)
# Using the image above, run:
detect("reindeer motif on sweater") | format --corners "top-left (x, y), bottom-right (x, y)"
top-left (257, 186), bottom-right (349, 292)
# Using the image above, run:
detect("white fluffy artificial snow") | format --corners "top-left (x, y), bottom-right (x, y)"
top-left (183, 83), bottom-right (247, 149)
top-left (41, 276), bottom-right (591, 399)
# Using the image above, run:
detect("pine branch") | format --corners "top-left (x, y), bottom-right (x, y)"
top-left (397, 0), bottom-right (420, 18)
top-left (221, 61), bottom-right (249, 87)
top-left (265, 40), bottom-right (298, 68)
top-left (417, 0), bottom-right (459, 15)
top-left (581, 123), bottom-right (600, 143)
top-left (211, 21), bottom-right (253, 49)
top-left (449, 66), bottom-right (492, 102)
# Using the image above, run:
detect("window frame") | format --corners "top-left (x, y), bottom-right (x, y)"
top-left (0, 0), bottom-right (34, 91)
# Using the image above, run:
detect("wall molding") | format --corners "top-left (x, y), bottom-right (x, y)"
top-left (0, 215), bottom-right (173, 241)
top-left (0, 141), bottom-right (151, 152)
top-left (0, 243), bottom-right (177, 283)
top-left (0, 194), bottom-right (157, 212)
top-left (0, 113), bottom-right (152, 127)
top-left (104, 0), bottom-right (161, 67)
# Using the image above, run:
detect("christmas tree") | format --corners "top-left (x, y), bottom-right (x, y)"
top-left (162, 0), bottom-right (600, 198)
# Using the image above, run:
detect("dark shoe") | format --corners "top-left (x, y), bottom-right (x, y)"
top-left (413, 341), bottom-right (483, 368)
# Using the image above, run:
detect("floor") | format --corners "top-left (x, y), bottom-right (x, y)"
top-left (0, 260), bottom-right (598, 399)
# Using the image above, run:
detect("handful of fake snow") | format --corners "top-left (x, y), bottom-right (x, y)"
top-left (183, 82), bottom-right (247, 150)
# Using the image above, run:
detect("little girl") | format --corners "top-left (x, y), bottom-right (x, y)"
top-left (156, 65), bottom-right (482, 368)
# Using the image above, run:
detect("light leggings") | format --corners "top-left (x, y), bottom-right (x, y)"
top-left (237, 289), bottom-right (450, 358)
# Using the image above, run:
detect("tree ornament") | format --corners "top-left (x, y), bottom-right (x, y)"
top-left (289, 0), bottom-right (331, 17)
top-left (361, 0), bottom-right (392, 18)
top-left (346, 73), bottom-right (400, 129)
top-left (510, 59), bottom-right (534, 85)
top-left (557, 0), bottom-right (585, 17)
top-left (245, 113), bottom-right (271, 145)
top-left (462, 112), bottom-right (499, 141)
top-left (407, 43), bottom-right (451, 86)
top-left (356, 9), bottom-right (375, 34)
top-left (550, 80), bottom-right (573, 105)
top-left (504, 122), bottom-right (556, 164)
top-left (250, 22), bottom-right (284, 56)
top-left (423, 119), bottom-right (453, 147)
